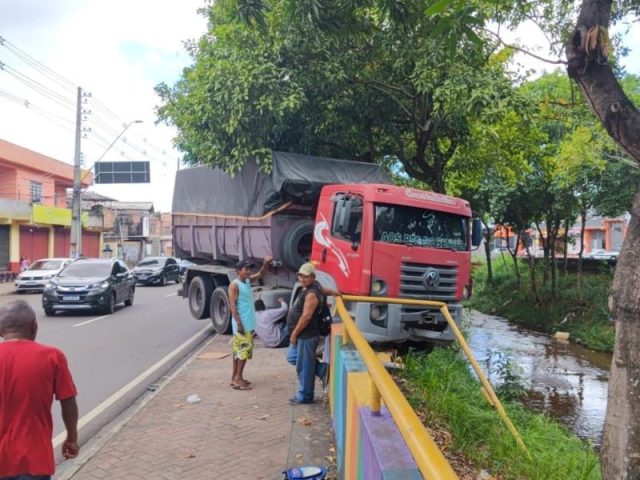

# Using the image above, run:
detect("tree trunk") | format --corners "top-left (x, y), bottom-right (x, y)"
top-left (578, 208), bottom-right (587, 300)
top-left (567, 1), bottom-right (640, 477)
top-left (562, 218), bottom-right (569, 276)
top-left (483, 221), bottom-right (493, 285)
top-left (524, 237), bottom-right (541, 304)
top-left (509, 231), bottom-right (521, 289)
top-left (601, 190), bottom-right (640, 479)
top-left (550, 232), bottom-right (557, 301)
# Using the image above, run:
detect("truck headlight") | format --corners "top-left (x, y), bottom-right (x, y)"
top-left (370, 304), bottom-right (387, 321)
top-left (371, 278), bottom-right (387, 296)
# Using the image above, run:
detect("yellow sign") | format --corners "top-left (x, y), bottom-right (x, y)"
top-left (32, 204), bottom-right (88, 226)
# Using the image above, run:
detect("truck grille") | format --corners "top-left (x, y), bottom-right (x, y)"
top-left (400, 262), bottom-right (458, 313)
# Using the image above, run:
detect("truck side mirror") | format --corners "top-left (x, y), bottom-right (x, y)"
top-left (337, 198), bottom-right (352, 234)
top-left (471, 218), bottom-right (483, 248)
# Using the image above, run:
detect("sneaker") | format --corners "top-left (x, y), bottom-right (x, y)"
top-left (289, 397), bottom-right (312, 405)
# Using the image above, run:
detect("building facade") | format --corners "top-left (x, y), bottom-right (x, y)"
top-left (0, 139), bottom-right (103, 273)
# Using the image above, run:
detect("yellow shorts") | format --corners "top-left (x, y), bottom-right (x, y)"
top-left (232, 331), bottom-right (254, 361)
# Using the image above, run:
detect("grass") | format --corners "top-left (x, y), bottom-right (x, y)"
top-left (402, 347), bottom-right (601, 479)
top-left (468, 257), bottom-right (615, 352)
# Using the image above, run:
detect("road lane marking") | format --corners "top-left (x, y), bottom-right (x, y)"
top-left (52, 324), bottom-right (212, 448)
top-left (73, 315), bottom-right (109, 327)
top-left (164, 292), bottom-right (177, 298)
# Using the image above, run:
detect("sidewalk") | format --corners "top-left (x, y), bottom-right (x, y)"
top-left (57, 334), bottom-right (334, 480)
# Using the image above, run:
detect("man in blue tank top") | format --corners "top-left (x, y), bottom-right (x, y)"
top-left (229, 257), bottom-right (271, 390)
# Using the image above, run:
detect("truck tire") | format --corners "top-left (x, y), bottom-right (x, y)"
top-left (188, 275), bottom-right (213, 319)
top-left (210, 286), bottom-right (232, 334)
top-left (280, 219), bottom-right (314, 271)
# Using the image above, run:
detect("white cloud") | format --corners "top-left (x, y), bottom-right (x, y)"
top-left (0, 0), bottom-right (207, 211)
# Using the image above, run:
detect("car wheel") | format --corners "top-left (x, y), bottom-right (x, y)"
top-left (124, 287), bottom-right (134, 306)
top-left (44, 307), bottom-right (55, 316)
top-left (175, 275), bottom-right (182, 284)
top-left (105, 293), bottom-right (116, 314)
top-left (161, 275), bottom-right (167, 287)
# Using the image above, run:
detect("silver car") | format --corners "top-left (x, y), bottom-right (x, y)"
top-left (15, 258), bottom-right (72, 293)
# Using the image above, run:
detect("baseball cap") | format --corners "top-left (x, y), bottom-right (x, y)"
top-left (297, 262), bottom-right (316, 276)
top-left (235, 260), bottom-right (255, 270)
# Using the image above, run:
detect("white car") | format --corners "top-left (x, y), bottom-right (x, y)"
top-left (588, 249), bottom-right (619, 261)
top-left (15, 258), bottom-right (72, 293)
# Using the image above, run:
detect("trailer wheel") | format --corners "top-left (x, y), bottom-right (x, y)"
top-left (210, 286), bottom-right (232, 334)
top-left (188, 275), bottom-right (213, 319)
top-left (280, 219), bottom-right (314, 271)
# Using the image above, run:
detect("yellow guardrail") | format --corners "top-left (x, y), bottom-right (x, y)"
top-left (336, 295), bottom-right (528, 473)
top-left (335, 296), bottom-right (458, 479)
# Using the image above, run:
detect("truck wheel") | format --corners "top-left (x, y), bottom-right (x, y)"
top-left (188, 275), bottom-right (213, 319)
top-left (210, 286), bottom-right (232, 334)
top-left (280, 219), bottom-right (314, 271)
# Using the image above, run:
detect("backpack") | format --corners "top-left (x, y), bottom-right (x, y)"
top-left (316, 292), bottom-right (332, 337)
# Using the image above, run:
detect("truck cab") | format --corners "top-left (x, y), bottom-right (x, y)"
top-left (312, 184), bottom-right (476, 343)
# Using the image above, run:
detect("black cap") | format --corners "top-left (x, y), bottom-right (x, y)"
top-left (235, 260), bottom-right (255, 270)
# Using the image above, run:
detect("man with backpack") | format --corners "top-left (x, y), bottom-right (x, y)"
top-left (286, 262), bottom-right (340, 405)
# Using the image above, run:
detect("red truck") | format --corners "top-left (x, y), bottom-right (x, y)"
top-left (173, 152), bottom-right (481, 344)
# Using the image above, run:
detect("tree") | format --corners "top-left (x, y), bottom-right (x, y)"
top-left (157, 0), bottom-right (524, 192)
top-left (423, 0), bottom-right (640, 475)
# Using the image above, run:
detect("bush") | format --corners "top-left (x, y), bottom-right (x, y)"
top-left (402, 348), bottom-right (601, 479)
top-left (468, 258), bottom-right (614, 352)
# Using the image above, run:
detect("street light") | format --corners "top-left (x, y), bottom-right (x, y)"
top-left (70, 119), bottom-right (143, 258)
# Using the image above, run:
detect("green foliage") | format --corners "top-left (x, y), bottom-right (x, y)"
top-left (469, 258), bottom-right (615, 352)
top-left (157, 0), bottom-right (523, 191)
top-left (402, 348), bottom-right (601, 479)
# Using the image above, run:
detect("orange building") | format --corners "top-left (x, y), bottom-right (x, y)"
top-left (0, 139), bottom-right (102, 272)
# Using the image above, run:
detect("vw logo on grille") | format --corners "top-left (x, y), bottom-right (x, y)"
top-left (423, 269), bottom-right (440, 290)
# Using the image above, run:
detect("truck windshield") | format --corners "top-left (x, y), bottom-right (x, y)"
top-left (374, 204), bottom-right (468, 251)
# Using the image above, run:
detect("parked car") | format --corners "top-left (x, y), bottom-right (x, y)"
top-left (588, 248), bottom-right (619, 261)
top-left (42, 258), bottom-right (135, 316)
top-left (177, 258), bottom-right (195, 275)
top-left (131, 256), bottom-right (181, 286)
top-left (15, 258), bottom-right (72, 293)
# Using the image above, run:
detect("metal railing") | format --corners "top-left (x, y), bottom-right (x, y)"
top-left (335, 295), bottom-right (528, 479)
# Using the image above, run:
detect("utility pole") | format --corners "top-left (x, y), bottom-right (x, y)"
top-left (70, 87), bottom-right (83, 258)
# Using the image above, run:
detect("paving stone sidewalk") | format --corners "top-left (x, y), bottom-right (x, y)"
top-left (58, 334), bottom-right (334, 480)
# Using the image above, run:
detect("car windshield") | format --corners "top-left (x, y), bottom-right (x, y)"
top-left (138, 259), bottom-right (163, 267)
top-left (374, 204), bottom-right (469, 251)
top-left (59, 262), bottom-right (112, 277)
top-left (29, 260), bottom-right (62, 270)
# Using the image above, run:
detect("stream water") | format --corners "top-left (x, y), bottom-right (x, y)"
top-left (465, 311), bottom-right (611, 446)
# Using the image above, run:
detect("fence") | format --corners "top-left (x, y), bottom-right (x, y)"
top-left (328, 295), bottom-right (526, 479)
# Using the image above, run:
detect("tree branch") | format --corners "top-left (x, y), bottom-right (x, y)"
top-left (481, 27), bottom-right (567, 65)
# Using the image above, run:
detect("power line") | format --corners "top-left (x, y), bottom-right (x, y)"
top-left (0, 35), bottom-right (77, 91)
top-left (0, 61), bottom-right (76, 111)
top-left (0, 90), bottom-right (76, 134)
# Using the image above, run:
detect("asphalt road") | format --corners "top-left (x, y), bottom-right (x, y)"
top-left (0, 282), bottom-right (213, 453)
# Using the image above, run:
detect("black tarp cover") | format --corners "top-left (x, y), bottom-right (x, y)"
top-left (172, 151), bottom-right (391, 217)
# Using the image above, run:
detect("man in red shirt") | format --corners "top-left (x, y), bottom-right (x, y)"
top-left (0, 300), bottom-right (79, 480)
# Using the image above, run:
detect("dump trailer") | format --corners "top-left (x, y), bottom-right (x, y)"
top-left (173, 151), bottom-right (481, 344)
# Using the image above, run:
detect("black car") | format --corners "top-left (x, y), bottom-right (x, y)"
top-left (42, 258), bottom-right (135, 316)
top-left (131, 257), bottom-right (181, 286)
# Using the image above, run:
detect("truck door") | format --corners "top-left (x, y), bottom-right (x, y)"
top-left (314, 193), bottom-right (366, 294)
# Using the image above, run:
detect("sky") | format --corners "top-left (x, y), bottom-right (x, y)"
top-left (0, 0), bottom-right (207, 211)
top-left (0, 3), bottom-right (638, 212)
